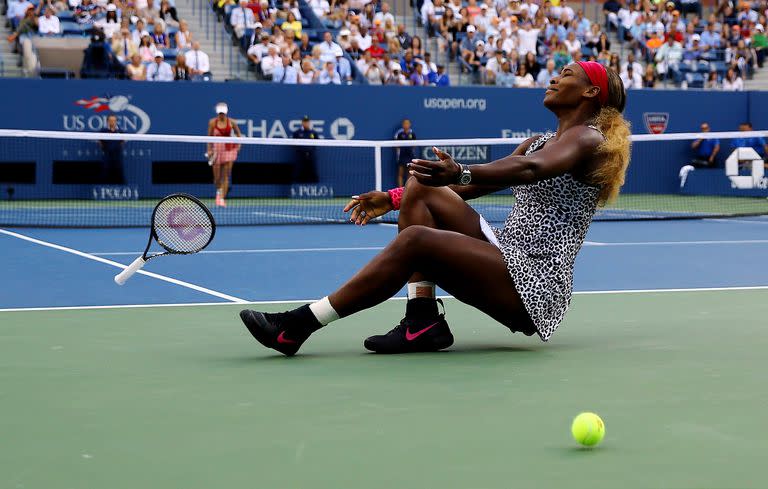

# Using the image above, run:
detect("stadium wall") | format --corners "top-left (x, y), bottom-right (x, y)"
top-left (0, 79), bottom-right (763, 199)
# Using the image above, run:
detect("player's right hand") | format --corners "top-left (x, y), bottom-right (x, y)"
top-left (343, 191), bottom-right (393, 226)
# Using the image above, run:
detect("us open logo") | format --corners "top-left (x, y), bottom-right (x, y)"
top-left (63, 95), bottom-right (151, 134)
top-left (643, 112), bottom-right (669, 134)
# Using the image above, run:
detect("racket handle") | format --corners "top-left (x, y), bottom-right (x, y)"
top-left (114, 256), bottom-right (146, 285)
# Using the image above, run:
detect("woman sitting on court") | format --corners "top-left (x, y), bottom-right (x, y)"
top-left (240, 61), bottom-right (631, 356)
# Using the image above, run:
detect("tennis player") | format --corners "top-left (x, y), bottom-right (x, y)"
top-left (207, 103), bottom-right (242, 207)
top-left (240, 61), bottom-right (632, 355)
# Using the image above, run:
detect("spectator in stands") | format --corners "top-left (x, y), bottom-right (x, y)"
top-left (432, 64), bottom-right (450, 85)
top-left (536, 57), bottom-right (557, 86)
top-left (523, 51), bottom-right (541, 78)
top-left (139, 0), bottom-right (159, 25)
top-left (175, 20), bottom-right (193, 51)
top-left (146, 51), bottom-right (173, 81)
top-left (364, 59), bottom-right (385, 84)
top-left (733, 38), bottom-right (756, 77)
top-left (753, 24), bottom-right (767, 67)
top-left (409, 62), bottom-right (428, 85)
top-left (126, 54), bottom-right (146, 80)
top-left (37, 7), bottom-right (60, 36)
top-left (98, 115), bottom-right (125, 184)
top-left (515, 62), bottom-right (534, 86)
top-left (159, 0), bottom-right (179, 28)
top-left (112, 30), bottom-right (137, 62)
top-left (394, 119), bottom-right (416, 187)
top-left (94, 4), bottom-right (120, 39)
top-left (310, 0), bottom-right (331, 25)
top-left (484, 49), bottom-right (504, 82)
top-left (494, 60), bottom-right (515, 86)
top-left (75, 0), bottom-right (99, 26)
top-left (319, 31), bottom-right (343, 65)
top-left (283, 12), bottom-right (302, 39)
top-left (643, 64), bottom-right (658, 87)
top-left (337, 28), bottom-right (353, 49)
top-left (151, 22), bottom-right (170, 49)
top-left (336, 53), bottom-right (353, 83)
top-left (722, 66), bottom-right (744, 89)
top-left (517, 20), bottom-right (539, 56)
top-left (620, 64), bottom-right (642, 88)
top-left (273, 55), bottom-right (298, 83)
top-left (188, 41), bottom-right (211, 80)
top-left (421, 51), bottom-right (437, 72)
top-left (298, 59), bottom-right (317, 83)
top-left (6, 6), bottom-right (37, 43)
top-left (295, 32), bottom-right (311, 57)
top-left (411, 35), bottom-right (426, 59)
top-left (617, 1), bottom-right (640, 42)
top-left (655, 35), bottom-right (683, 80)
top-left (131, 19), bottom-right (149, 46)
top-left (318, 60), bottom-right (341, 84)
top-left (396, 24), bottom-right (413, 50)
top-left (704, 70), bottom-right (719, 89)
top-left (247, 32), bottom-right (268, 66)
top-left (138, 35), bottom-right (157, 62)
top-left (375, 2), bottom-right (395, 25)
top-left (6, 0), bottom-right (34, 31)
top-left (231, 0), bottom-right (256, 39)
top-left (386, 63), bottom-right (408, 84)
top-left (260, 46), bottom-right (281, 79)
top-left (621, 52), bottom-right (643, 75)
top-left (173, 52), bottom-right (191, 80)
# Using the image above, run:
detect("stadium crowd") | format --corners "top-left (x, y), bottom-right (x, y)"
top-left (5, 0), bottom-right (212, 79)
top-left (5, 0), bottom-right (768, 87)
top-left (416, 0), bottom-right (767, 88)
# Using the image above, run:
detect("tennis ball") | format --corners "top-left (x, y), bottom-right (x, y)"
top-left (571, 412), bottom-right (605, 447)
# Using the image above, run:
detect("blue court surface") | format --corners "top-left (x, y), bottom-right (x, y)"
top-left (2, 217), bottom-right (768, 310)
top-left (3, 217), bottom-right (768, 489)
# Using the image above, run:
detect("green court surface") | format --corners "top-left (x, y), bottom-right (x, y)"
top-left (2, 290), bottom-right (767, 489)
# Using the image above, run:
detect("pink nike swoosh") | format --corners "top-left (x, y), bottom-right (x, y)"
top-left (405, 322), bottom-right (439, 341)
top-left (277, 331), bottom-right (296, 344)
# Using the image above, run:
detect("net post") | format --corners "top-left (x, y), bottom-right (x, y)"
top-left (374, 144), bottom-right (383, 191)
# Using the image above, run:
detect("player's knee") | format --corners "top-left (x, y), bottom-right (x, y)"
top-left (396, 225), bottom-right (433, 251)
top-left (403, 177), bottom-right (435, 204)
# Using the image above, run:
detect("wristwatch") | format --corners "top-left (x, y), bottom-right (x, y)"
top-left (457, 163), bottom-right (472, 185)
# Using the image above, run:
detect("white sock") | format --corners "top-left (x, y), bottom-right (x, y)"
top-left (407, 281), bottom-right (435, 300)
top-left (309, 296), bottom-right (340, 326)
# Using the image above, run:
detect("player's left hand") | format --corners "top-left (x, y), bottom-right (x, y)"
top-left (408, 147), bottom-right (461, 187)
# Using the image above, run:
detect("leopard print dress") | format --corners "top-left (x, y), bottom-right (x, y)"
top-left (490, 131), bottom-right (601, 341)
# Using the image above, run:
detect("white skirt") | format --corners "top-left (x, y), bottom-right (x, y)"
top-left (479, 215), bottom-right (501, 249)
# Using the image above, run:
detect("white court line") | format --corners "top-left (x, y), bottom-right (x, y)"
top-left (2, 285), bottom-right (767, 313)
top-left (90, 247), bottom-right (386, 256)
top-left (87, 239), bottom-right (768, 255)
top-left (584, 239), bottom-right (768, 246)
top-left (705, 218), bottom-right (768, 225)
top-left (0, 228), bottom-right (247, 303)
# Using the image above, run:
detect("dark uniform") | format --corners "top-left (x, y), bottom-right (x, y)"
top-left (394, 127), bottom-right (416, 167)
top-left (99, 126), bottom-right (125, 184)
top-left (292, 118), bottom-right (320, 183)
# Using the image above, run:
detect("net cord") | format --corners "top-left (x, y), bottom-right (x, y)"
top-left (2, 129), bottom-right (765, 148)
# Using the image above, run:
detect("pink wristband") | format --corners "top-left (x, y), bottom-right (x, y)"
top-left (387, 187), bottom-right (404, 210)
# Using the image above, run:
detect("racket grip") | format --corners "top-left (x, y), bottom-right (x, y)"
top-left (114, 256), bottom-right (146, 285)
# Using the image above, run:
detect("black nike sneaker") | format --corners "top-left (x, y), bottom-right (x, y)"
top-left (239, 304), bottom-right (321, 356)
top-left (363, 298), bottom-right (454, 354)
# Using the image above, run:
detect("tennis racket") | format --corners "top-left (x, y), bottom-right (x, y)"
top-left (114, 193), bottom-right (216, 285)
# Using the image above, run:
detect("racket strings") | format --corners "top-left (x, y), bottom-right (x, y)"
top-left (153, 195), bottom-right (214, 253)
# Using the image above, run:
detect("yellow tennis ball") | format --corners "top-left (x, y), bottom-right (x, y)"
top-left (571, 412), bottom-right (605, 447)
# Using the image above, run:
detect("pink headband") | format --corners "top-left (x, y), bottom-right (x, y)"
top-left (576, 61), bottom-right (609, 107)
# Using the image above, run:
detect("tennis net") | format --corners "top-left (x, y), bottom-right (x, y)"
top-left (0, 129), bottom-right (765, 227)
